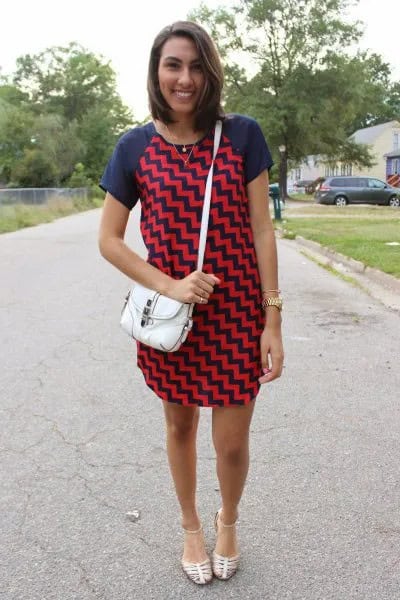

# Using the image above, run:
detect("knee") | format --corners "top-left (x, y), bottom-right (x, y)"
top-left (166, 414), bottom-right (198, 441)
top-left (216, 440), bottom-right (248, 465)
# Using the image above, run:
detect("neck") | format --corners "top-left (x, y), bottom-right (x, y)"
top-left (158, 117), bottom-right (199, 142)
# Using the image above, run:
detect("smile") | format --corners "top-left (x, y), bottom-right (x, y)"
top-left (174, 91), bottom-right (194, 99)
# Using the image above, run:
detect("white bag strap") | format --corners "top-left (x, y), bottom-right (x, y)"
top-left (196, 120), bottom-right (223, 271)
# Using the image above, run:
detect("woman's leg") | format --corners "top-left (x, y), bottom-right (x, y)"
top-left (163, 402), bottom-right (208, 563)
top-left (212, 402), bottom-right (256, 556)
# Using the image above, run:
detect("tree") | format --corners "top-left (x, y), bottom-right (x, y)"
top-left (0, 84), bottom-right (29, 106)
top-left (76, 105), bottom-right (124, 180)
top-left (190, 0), bottom-right (392, 198)
top-left (66, 162), bottom-right (92, 187)
top-left (0, 90), bottom-right (35, 181)
top-left (30, 114), bottom-right (86, 184)
top-left (11, 148), bottom-right (58, 187)
top-left (14, 44), bottom-right (112, 116)
top-left (3, 44), bottom-right (134, 186)
top-left (345, 55), bottom-right (400, 130)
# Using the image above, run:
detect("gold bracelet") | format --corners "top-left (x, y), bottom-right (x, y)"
top-left (262, 297), bottom-right (283, 311)
top-left (262, 289), bottom-right (281, 296)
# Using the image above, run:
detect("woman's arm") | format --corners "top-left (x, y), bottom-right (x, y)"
top-left (247, 170), bottom-right (284, 384)
top-left (98, 192), bottom-right (220, 304)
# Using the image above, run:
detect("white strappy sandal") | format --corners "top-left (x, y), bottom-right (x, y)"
top-left (181, 525), bottom-right (212, 585)
top-left (212, 509), bottom-right (240, 580)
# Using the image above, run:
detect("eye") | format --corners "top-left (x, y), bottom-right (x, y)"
top-left (192, 64), bottom-right (203, 72)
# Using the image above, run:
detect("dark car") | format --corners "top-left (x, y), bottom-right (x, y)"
top-left (315, 176), bottom-right (400, 207)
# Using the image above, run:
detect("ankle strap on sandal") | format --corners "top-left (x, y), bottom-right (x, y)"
top-left (219, 519), bottom-right (237, 528)
top-left (216, 509), bottom-right (238, 528)
top-left (183, 525), bottom-right (203, 535)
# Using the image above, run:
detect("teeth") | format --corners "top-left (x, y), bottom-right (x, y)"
top-left (175, 91), bottom-right (193, 98)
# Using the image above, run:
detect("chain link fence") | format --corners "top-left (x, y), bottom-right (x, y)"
top-left (0, 188), bottom-right (88, 206)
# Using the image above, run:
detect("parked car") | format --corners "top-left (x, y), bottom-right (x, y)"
top-left (315, 176), bottom-right (400, 207)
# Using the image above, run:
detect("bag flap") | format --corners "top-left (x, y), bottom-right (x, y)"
top-left (130, 284), bottom-right (187, 319)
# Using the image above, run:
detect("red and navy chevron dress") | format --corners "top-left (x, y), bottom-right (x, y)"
top-left (101, 114), bottom-right (273, 407)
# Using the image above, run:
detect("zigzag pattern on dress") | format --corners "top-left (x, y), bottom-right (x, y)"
top-left (135, 132), bottom-right (264, 407)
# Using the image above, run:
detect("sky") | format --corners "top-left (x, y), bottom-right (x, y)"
top-left (1, 0), bottom-right (399, 120)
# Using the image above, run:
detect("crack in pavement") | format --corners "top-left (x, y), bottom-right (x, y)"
top-left (0, 431), bottom-right (50, 455)
top-left (74, 473), bottom-right (124, 513)
top-left (27, 538), bottom-right (106, 600)
top-left (29, 412), bottom-right (167, 473)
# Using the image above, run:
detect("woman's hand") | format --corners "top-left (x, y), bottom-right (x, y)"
top-left (258, 319), bottom-right (284, 384)
top-left (166, 270), bottom-right (221, 304)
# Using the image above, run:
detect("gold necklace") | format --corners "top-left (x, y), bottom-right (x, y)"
top-left (164, 125), bottom-right (197, 166)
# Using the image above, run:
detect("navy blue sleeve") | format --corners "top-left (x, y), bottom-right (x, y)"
top-left (243, 117), bottom-right (273, 184)
top-left (99, 125), bottom-right (153, 210)
top-left (223, 114), bottom-right (274, 184)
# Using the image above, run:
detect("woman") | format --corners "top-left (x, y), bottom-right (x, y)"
top-left (99, 21), bottom-right (284, 584)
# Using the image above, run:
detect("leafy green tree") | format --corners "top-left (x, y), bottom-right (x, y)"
top-left (31, 114), bottom-right (85, 183)
top-left (190, 0), bottom-right (393, 197)
top-left (0, 92), bottom-right (35, 181)
top-left (11, 148), bottom-right (58, 187)
top-left (13, 43), bottom-right (132, 126)
top-left (0, 84), bottom-right (29, 106)
top-left (346, 56), bottom-right (400, 130)
top-left (76, 105), bottom-right (125, 180)
top-left (3, 44), bottom-right (134, 187)
top-left (66, 162), bottom-right (92, 187)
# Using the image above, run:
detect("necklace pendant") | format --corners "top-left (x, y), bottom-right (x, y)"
top-left (182, 146), bottom-right (187, 153)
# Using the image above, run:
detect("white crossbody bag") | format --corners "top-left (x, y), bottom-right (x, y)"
top-left (120, 120), bottom-right (223, 352)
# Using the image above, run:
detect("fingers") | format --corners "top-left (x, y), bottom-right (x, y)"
top-left (188, 271), bottom-right (220, 304)
top-left (195, 292), bottom-right (207, 304)
top-left (258, 366), bottom-right (281, 384)
top-left (258, 352), bottom-right (284, 384)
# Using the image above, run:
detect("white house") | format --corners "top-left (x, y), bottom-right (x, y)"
top-left (288, 120), bottom-right (400, 187)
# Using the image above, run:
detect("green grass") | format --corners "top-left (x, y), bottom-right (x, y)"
top-left (285, 203), bottom-right (399, 219)
top-left (280, 214), bottom-right (400, 277)
top-left (0, 196), bottom-right (103, 234)
top-left (287, 193), bottom-right (314, 202)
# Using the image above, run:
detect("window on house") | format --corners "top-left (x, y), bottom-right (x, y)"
top-left (394, 159), bottom-right (400, 174)
top-left (394, 133), bottom-right (399, 151)
top-left (295, 168), bottom-right (301, 180)
top-left (340, 164), bottom-right (352, 175)
top-left (325, 165), bottom-right (339, 177)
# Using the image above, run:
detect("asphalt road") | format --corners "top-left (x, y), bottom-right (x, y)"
top-left (1, 208), bottom-right (399, 600)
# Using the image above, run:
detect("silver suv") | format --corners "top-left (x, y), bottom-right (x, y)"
top-left (315, 176), bottom-right (400, 207)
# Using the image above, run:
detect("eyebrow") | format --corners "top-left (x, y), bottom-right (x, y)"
top-left (162, 56), bottom-right (201, 64)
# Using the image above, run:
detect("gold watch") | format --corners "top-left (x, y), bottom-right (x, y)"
top-left (263, 297), bottom-right (283, 312)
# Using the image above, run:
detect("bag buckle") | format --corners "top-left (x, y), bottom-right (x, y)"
top-left (141, 298), bottom-right (153, 327)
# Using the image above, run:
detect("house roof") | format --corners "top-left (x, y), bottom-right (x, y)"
top-left (350, 120), bottom-right (400, 145)
top-left (384, 149), bottom-right (400, 158)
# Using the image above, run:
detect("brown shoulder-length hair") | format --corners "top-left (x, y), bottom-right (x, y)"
top-left (147, 21), bottom-right (225, 131)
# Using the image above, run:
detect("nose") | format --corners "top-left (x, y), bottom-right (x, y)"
top-left (177, 67), bottom-right (192, 87)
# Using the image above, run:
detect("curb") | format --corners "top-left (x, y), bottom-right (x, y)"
top-left (277, 231), bottom-right (400, 312)
top-left (294, 236), bottom-right (400, 294)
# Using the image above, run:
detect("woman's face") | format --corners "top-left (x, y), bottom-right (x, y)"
top-left (158, 36), bottom-right (205, 122)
